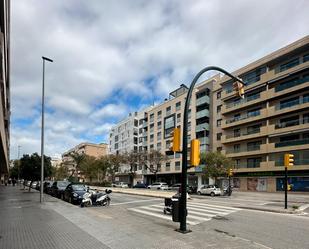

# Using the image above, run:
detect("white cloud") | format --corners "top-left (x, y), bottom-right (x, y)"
top-left (10, 0), bottom-right (309, 158)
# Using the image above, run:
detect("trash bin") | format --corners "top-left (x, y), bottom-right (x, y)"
top-left (172, 198), bottom-right (179, 222)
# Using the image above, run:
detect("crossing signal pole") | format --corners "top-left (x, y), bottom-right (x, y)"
top-left (284, 153), bottom-right (294, 209)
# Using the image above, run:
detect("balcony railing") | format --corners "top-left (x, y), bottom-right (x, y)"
top-left (226, 128), bottom-right (261, 139)
top-left (198, 137), bottom-right (209, 145)
top-left (226, 110), bottom-right (261, 124)
top-left (196, 109), bottom-right (209, 119)
top-left (234, 163), bottom-right (261, 169)
top-left (275, 76), bottom-right (309, 92)
top-left (275, 159), bottom-right (309, 166)
top-left (196, 95), bottom-right (210, 106)
top-left (226, 93), bottom-right (260, 109)
top-left (276, 98), bottom-right (308, 110)
top-left (275, 117), bottom-right (309, 129)
top-left (275, 138), bottom-right (309, 148)
top-left (196, 123), bottom-right (209, 132)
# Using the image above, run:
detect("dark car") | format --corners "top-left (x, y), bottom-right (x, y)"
top-left (50, 181), bottom-right (70, 198)
top-left (44, 181), bottom-right (54, 194)
top-left (63, 183), bottom-right (88, 205)
top-left (133, 183), bottom-right (148, 188)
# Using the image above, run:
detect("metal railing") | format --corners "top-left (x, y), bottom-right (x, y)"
top-left (275, 138), bottom-right (309, 148)
top-left (226, 110), bottom-right (260, 124)
top-left (196, 95), bottom-right (210, 106)
top-left (226, 93), bottom-right (260, 109)
top-left (226, 128), bottom-right (261, 139)
top-left (275, 76), bottom-right (309, 92)
top-left (196, 109), bottom-right (209, 119)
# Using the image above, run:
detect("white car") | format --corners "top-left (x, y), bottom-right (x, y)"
top-left (147, 182), bottom-right (169, 190)
top-left (112, 182), bottom-right (129, 188)
top-left (197, 185), bottom-right (222, 196)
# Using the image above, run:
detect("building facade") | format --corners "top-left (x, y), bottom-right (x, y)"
top-left (220, 36), bottom-right (309, 192)
top-left (0, 0), bottom-right (10, 182)
top-left (108, 36), bottom-right (309, 192)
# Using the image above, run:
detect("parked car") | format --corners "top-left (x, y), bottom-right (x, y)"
top-left (133, 183), bottom-right (148, 188)
top-left (197, 185), bottom-right (222, 196)
top-left (147, 182), bottom-right (169, 190)
top-left (168, 183), bottom-right (181, 191)
top-left (63, 183), bottom-right (88, 205)
top-left (31, 181), bottom-right (38, 189)
top-left (112, 182), bottom-right (129, 188)
top-left (50, 181), bottom-right (71, 198)
top-left (44, 181), bottom-right (54, 194)
top-left (168, 183), bottom-right (197, 194)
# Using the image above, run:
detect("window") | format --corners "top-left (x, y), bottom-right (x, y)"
top-left (175, 161), bottom-right (181, 171)
top-left (277, 116), bottom-right (299, 128)
top-left (134, 120), bottom-right (138, 127)
top-left (217, 91), bottom-right (221, 99)
top-left (235, 159), bottom-right (240, 168)
top-left (166, 163), bottom-right (171, 171)
top-left (217, 147), bottom-right (222, 152)
top-left (177, 113), bottom-right (181, 123)
top-left (217, 119), bottom-right (222, 127)
top-left (247, 108), bottom-right (260, 117)
top-left (188, 109), bottom-right (191, 119)
top-left (234, 144), bottom-right (240, 153)
top-left (217, 133), bottom-right (222, 141)
top-left (157, 132), bottom-right (161, 141)
top-left (234, 129), bottom-right (241, 137)
top-left (247, 157), bottom-right (261, 168)
top-left (304, 54), bottom-right (309, 63)
top-left (304, 93), bottom-right (309, 103)
top-left (280, 97), bottom-right (299, 109)
top-left (166, 140), bottom-right (171, 149)
top-left (157, 142), bottom-right (161, 150)
top-left (115, 135), bottom-right (119, 142)
top-left (166, 106), bottom-right (171, 115)
top-left (279, 58), bottom-right (299, 72)
top-left (149, 124), bottom-right (154, 133)
top-left (188, 122), bottom-right (191, 130)
top-left (150, 144), bottom-right (154, 150)
top-left (304, 113), bottom-right (309, 124)
top-left (175, 152), bottom-right (181, 158)
top-left (157, 121), bottom-right (162, 130)
top-left (157, 111), bottom-right (162, 119)
top-left (247, 141), bottom-right (261, 151)
top-left (176, 101), bottom-right (181, 111)
top-left (149, 113), bottom-right (154, 123)
top-left (217, 105), bottom-right (222, 113)
top-left (247, 124), bottom-right (261, 134)
top-left (150, 134), bottom-right (154, 143)
top-left (164, 114), bottom-right (175, 138)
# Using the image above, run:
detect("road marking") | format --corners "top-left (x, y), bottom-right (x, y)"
top-left (110, 198), bottom-right (161, 206)
top-left (299, 204), bottom-right (309, 211)
top-left (129, 201), bottom-right (240, 225)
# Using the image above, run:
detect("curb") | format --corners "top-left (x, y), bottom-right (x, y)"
top-left (235, 206), bottom-right (300, 214)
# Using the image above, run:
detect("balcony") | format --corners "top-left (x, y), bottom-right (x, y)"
top-left (275, 138), bottom-right (309, 148)
top-left (222, 126), bottom-right (268, 144)
top-left (196, 109), bottom-right (209, 119)
top-left (198, 137), bottom-right (209, 145)
top-left (196, 95), bottom-right (210, 106)
top-left (142, 122), bottom-right (148, 128)
top-left (275, 76), bottom-right (309, 92)
top-left (267, 99), bottom-right (309, 117)
top-left (226, 144), bottom-right (267, 157)
top-left (196, 123), bottom-right (209, 132)
top-left (267, 118), bottom-right (309, 136)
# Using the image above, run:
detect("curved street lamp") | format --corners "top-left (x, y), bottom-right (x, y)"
top-left (178, 66), bottom-right (245, 233)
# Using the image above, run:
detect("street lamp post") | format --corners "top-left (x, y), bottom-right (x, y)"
top-left (40, 56), bottom-right (53, 203)
top-left (178, 66), bottom-right (245, 233)
top-left (17, 145), bottom-right (21, 183)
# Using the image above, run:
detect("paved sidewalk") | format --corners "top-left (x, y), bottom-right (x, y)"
top-left (0, 185), bottom-right (110, 249)
top-left (93, 186), bottom-right (308, 214)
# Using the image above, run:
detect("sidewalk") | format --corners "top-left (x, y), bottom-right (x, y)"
top-left (92, 186), bottom-right (307, 214)
top-left (0, 185), bottom-right (110, 249)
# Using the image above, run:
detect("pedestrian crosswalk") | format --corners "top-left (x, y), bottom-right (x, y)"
top-left (128, 201), bottom-right (242, 225)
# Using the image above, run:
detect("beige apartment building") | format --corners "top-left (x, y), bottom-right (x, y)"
top-left (141, 76), bottom-right (219, 187)
top-left (0, 0), bottom-right (10, 182)
top-left (62, 142), bottom-right (108, 178)
top-left (220, 36), bottom-right (309, 192)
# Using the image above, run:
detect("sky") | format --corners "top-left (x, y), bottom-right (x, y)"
top-left (10, 0), bottom-right (309, 159)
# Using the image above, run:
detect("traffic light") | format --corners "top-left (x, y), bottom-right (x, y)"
top-left (170, 127), bottom-right (181, 152)
top-left (228, 168), bottom-right (233, 177)
top-left (284, 153), bottom-right (294, 168)
top-left (190, 139), bottom-right (200, 166)
top-left (233, 80), bottom-right (245, 99)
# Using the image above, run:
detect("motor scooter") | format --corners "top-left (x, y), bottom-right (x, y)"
top-left (81, 189), bottom-right (112, 207)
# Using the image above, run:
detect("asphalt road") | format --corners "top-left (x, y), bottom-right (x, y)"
top-left (47, 192), bottom-right (309, 249)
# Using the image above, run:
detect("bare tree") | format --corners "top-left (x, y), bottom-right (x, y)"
top-left (146, 150), bottom-right (169, 182)
top-left (122, 151), bottom-right (141, 187)
top-left (107, 154), bottom-right (123, 183)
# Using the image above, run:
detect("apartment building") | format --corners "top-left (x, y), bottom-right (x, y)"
top-left (220, 36), bottom-right (309, 192)
top-left (141, 76), bottom-right (219, 187)
top-left (109, 109), bottom-right (152, 184)
top-left (0, 0), bottom-right (10, 182)
top-left (62, 142), bottom-right (108, 177)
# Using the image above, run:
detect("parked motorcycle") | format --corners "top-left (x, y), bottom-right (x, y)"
top-left (223, 186), bottom-right (233, 196)
top-left (81, 189), bottom-right (112, 207)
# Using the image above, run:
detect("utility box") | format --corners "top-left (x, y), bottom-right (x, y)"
top-left (172, 198), bottom-right (179, 222)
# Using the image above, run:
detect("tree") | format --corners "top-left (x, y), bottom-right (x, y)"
top-left (107, 154), bottom-right (123, 183)
top-left (69, 152), bottom-right (86, 181)
top-left (200, 151), bottom-right (233, 184)
top-left (19, 153), bottom-right (52, 191)
top-left (95, 155), bottom-right (111, 182)
top-left (79, 155), bottom-right (98, 183)
top-left (146, 150), bottom-right (168, 181)
top-left (9, 160), bottom-right (20, 179)
top-left (122, 151), bottom-right (140, 187)
top-left (53, 163), bottom-right (69, 180)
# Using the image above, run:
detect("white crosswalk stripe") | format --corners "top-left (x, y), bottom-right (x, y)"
top-left (128, 201), bottom-right (242, 226)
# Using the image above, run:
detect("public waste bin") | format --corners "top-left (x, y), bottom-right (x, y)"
top-left (172, 198), bottom-right (179, 222)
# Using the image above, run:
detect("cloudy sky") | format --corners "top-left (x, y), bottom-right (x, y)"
top-left (10, 0), bottom-right (309, 159)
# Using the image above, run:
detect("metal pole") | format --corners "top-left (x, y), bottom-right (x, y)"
top-left (284, 167), bottom-right (287, 209)
top-left (178, 66), bottom-right (245, 233)
top-left (17, 145), bottom-right (21, 182)
top-left (40, 56), bottom-right (53, 203)
top-left (40, 59), bottom-right (45, 203)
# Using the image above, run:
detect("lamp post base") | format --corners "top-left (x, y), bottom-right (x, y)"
top-left (175, 228), bottom-right (192, 234)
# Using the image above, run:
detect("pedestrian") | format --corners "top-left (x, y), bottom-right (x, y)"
top-left (12, 178), bottom-right (16, 186)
